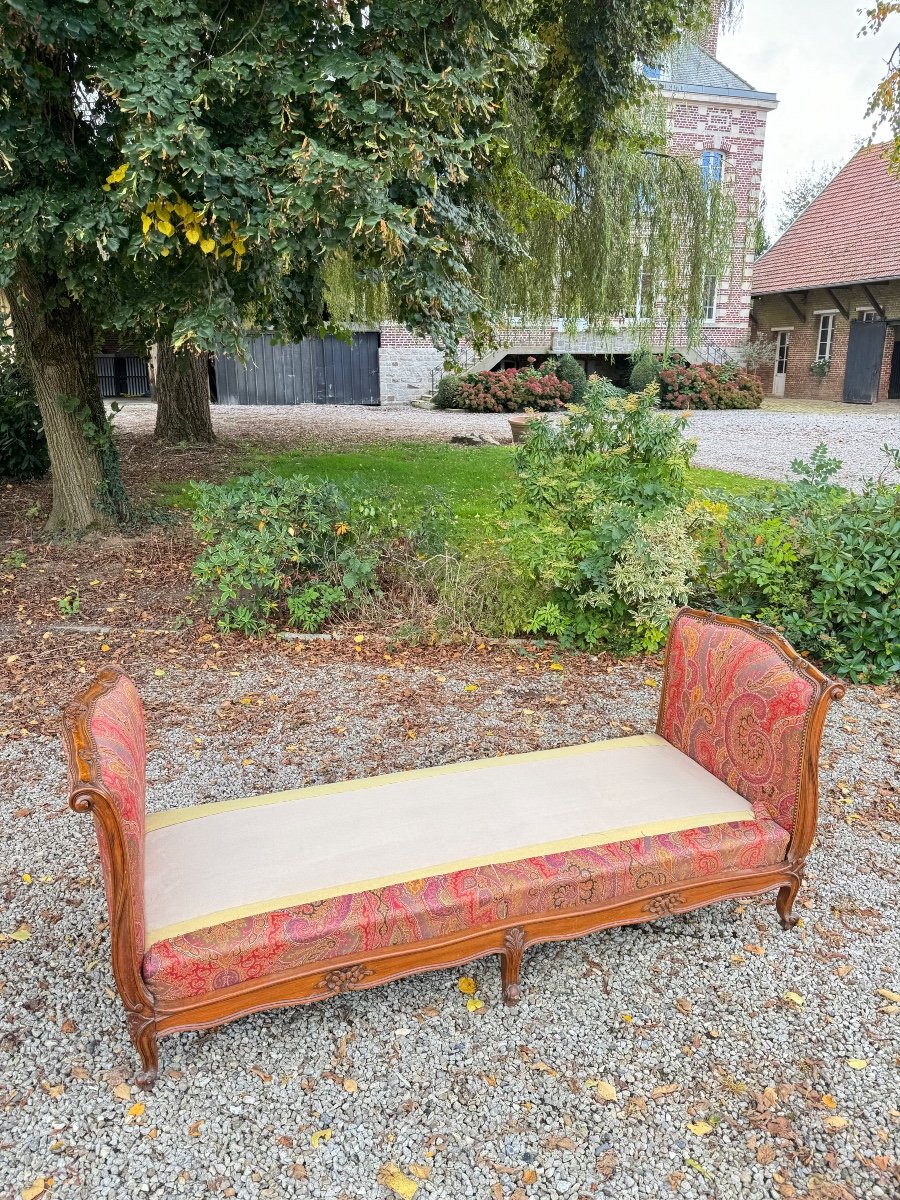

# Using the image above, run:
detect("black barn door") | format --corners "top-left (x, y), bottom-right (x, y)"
top-left (843, 319), bottom-right (886, 404)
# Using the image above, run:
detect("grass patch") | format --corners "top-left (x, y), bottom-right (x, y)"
top-left (161, 441), bottom-right (770, 530)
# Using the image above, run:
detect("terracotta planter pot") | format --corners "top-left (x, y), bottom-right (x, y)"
top-left (508, 413), bottom-right (533, 443)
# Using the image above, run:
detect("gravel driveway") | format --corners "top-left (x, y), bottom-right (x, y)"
top-left (115, 402), bottom-right (900, 488)
top-left (2, 638), bottom-right (898, 1200)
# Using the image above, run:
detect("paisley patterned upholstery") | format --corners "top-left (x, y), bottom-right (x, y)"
top-left (66, 673), bottom-right (147, 975)
top-left (142, 816), bottom-right (789, 1002)
top-left (659, 611), bottom-right (818, 832)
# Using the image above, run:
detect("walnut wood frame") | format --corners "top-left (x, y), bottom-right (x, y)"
top-left (63, 609), bottom-right (844, 1088)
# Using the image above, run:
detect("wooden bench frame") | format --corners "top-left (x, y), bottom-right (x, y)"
top-left (63, 610), bottom-right (844, 1088)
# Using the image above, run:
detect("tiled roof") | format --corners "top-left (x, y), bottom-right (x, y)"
top-left (752, 145), bottom-right (900, 294)
top-left (660, 41), bottom-right (774, 102)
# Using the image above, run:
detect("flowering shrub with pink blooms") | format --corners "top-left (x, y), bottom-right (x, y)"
top-left (454, 363), bottom-right (572, 413)
top-left (657, 361), bottom-right (763, 410)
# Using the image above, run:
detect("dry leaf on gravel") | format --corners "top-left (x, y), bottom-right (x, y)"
top-left (823, 1116), bottom-right (848, 1131)
top-left (687, 1121), bottom-right (714, 1136)
top-left (112, 1083), bottom-right (131, 1101)
top-left (377, 1163), bottom-right (418, 1198)
top-left (457, 976), bottom-right (476, 995)
top-left (586, 1079), bottom-right (617, 1102)
top-left (310, 1128), bottom-right (332, 1148)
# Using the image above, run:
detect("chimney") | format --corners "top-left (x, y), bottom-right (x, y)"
top-left (700, 0), bottom-right (721, 57)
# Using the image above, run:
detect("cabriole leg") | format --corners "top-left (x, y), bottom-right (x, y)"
top-left (128, 1012), bottom-right (159, 1089)
top-left (776, 875), bottom-right (801, 931)
top-left (501, 926), bottom-right (526, 1005)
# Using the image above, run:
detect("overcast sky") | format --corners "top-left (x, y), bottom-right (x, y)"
top-left (717, 1), bottom-right (898, 236)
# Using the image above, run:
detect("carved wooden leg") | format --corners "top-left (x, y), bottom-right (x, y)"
top-left (128, 1012), bottom-right (159, 1090)
top-left (776, 875), bottom-right (801, 931)
top-left (501, 927), bottom-right (526, 1005)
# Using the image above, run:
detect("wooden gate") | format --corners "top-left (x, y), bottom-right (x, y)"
top-left (843, 318), bottom-right (886, 404)
top-left (215, 333), bottom-right (380, 406)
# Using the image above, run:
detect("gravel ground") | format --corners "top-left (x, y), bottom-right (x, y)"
top-left (2, 640), bottom-right (898, 1200)
top-left (114, 403), bottom-right (900, 488)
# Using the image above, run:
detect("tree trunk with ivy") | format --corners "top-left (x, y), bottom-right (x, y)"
top-left (153, 338), bottom-right (214, 445)
top-left (6, 262), bottom-right (129, 535)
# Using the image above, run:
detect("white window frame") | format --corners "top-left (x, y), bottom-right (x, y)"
top-left (816, 311), bottom-right (836, 361)
top-left (702, 275), bottom-right (718, 324)
top-left (857, 307), bottom-right (878, 322)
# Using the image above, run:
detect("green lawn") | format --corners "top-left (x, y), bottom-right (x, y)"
top-left (162, 442), bottom-right (771, 535)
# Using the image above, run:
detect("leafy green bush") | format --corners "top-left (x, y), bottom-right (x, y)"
top-left (0, 354), bottom-right (49, 481)
top-left (693, 445), bottom-right (900, 682)
top-left (657, 361), bottom-right (763, 410)
top-left (190, 471), bottom-right (450, 635)
top-left (433, 374), bottom-right (462, 409)
top-left (500, 380), bottom-right (698, 651)
top-left (628, 352), bottom-right (660, 394)
top-left (552, 353), bottom-right (587, 405)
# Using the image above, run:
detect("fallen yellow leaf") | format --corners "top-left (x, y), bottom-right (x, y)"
top-left (687, 1120), bottom-right (714, 1136)
top-left (522, 1167), bottom-right (538, 1185)
top-left (466, 997), bottom-right (484, 1012)
top-left (877, 988), bottom-right (900, 1002)
top-left (128, 1102), bottom-right (145, 1118)
top-left (311, 1128), bottom-right (332, 1148)
top-left (457, 977), bottom-right (477, 995)
top-left (621, 1013), bottom-right (633, 1023)
top-left (112, 1083), bottom-right (131, 1101)
top-left (652, 1083), bottom-right (679, 1098)
top-left (21, 873), bottom-right (32, 884)
top-left (9, 924), bottom-right (31, 942)
top-left (824, 1115), bottom-right (848, 1131)
top-left (21, 1178), bottom-right (47, 1200)
top-left (408, 1164), bottom-right (431, 1181)
top-left (463, 684), bottom-right (478, 692)
top-left (783, 991), bottom-right (804, 1006)
top-left (550, 663), bottom-right (564, 671)
top-left (354, 634), bottom-right (365, 643)
top-left (847, 1059), bottom-right (868, 1070)
top-left (821, 1093), bottom-right (837, 1109)
top-left (343, 1078), bottom-right (358, 1093)
top-left (153, 668), bottom-right (165, 678)
top-left (377, 1163), bottom-right (418, 1199)
top-left (590, 1079), bottom-right (618, 1103)
top-left (188, 1119), bottom-right (204, 1137)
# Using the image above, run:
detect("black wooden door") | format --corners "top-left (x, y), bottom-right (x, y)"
top-left (888, 335), bottom-right (900, 399)
top-left (843, 318), bottom-right (886, 404)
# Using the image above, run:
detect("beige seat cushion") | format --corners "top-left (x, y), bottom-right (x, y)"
top-left (143, 733), bottom-right (752, 946)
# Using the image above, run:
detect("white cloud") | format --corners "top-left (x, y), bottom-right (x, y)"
top-left (717, 0), bottom-right (898, 233)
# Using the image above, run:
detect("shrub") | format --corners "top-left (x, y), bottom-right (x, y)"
top-left (0, 353), bottom-right (49, 481)
top-left (551, 353), bottom-right (588, 405)
top-left (190, 471), bottom-right (450, 635)
top-left (693, 445), bottom-right (900, 683)
top-left (628, 352), bottom-right (660, 393)
top-left (433, 373), bottom-right (462, 409)
top-left (500, 379), bottom-right (698, 651)
top-left (449, 366), bottom-right (572, 413)
top-left (657, 361), bottom-right (763, 410)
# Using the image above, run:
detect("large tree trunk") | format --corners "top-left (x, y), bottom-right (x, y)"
top-left (153, 339), bottom-right (214, 444)
top-left (6, 263), bottom-right (129, 535)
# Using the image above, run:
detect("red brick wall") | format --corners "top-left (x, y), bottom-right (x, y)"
top-left (700, 2), bottom-right (721, 56)
top-left (751, 284), bottom-right (900, 401)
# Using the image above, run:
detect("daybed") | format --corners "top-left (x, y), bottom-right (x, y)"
top-left (62, 609), bottom-right (844, 1087)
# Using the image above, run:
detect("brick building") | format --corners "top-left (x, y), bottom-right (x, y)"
top-left (751, 144), bottom-right (900, 404)
top-left (379, 16), bottom-right (777, 402)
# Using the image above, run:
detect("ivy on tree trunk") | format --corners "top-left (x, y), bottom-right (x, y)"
top-left (5, 263), bottom-right (129, 534)
top-left (153, 340), bottom-right (214, 445)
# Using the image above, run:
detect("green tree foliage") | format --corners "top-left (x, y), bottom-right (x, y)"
top-left (0, 349), bottom-right (48, 481)
top-left (1, 0), bottom-right (733, 532)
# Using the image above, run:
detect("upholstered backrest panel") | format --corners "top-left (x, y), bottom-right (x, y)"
top-left (659, 611), bottom-right (818, 831)
top-left (66, 672), bottom-right (147, 970)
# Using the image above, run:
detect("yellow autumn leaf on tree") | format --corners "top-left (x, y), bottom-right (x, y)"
top-left (157, 219), bottom-right (174, 237)
top-left (141, 212), bottom-right (152, 234)
top-left (185, 227), bottom-right (201, 245)
top-left (105, 163), bottom-right (128, 184)
top-left (457, 976), bottom-right (476, 994)
top-left (200, 237), bottom-right (216, 254)
top-left (377, 1163), bottom-right (418, 1199)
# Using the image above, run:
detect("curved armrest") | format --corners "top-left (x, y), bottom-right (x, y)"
top-left (657, 609), bottom-right (845, 861)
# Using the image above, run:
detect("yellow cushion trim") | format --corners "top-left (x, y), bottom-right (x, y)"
top-left (144, 804), bottom-right (750, 946)
top-left (145, 733), bottom-right (668, 833)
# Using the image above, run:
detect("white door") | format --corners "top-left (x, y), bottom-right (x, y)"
top-left (773, 330), bottom-right (790, 396)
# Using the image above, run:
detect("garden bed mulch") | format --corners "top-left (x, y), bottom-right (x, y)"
top-left (1, 622), bottom-right (899, 1200)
